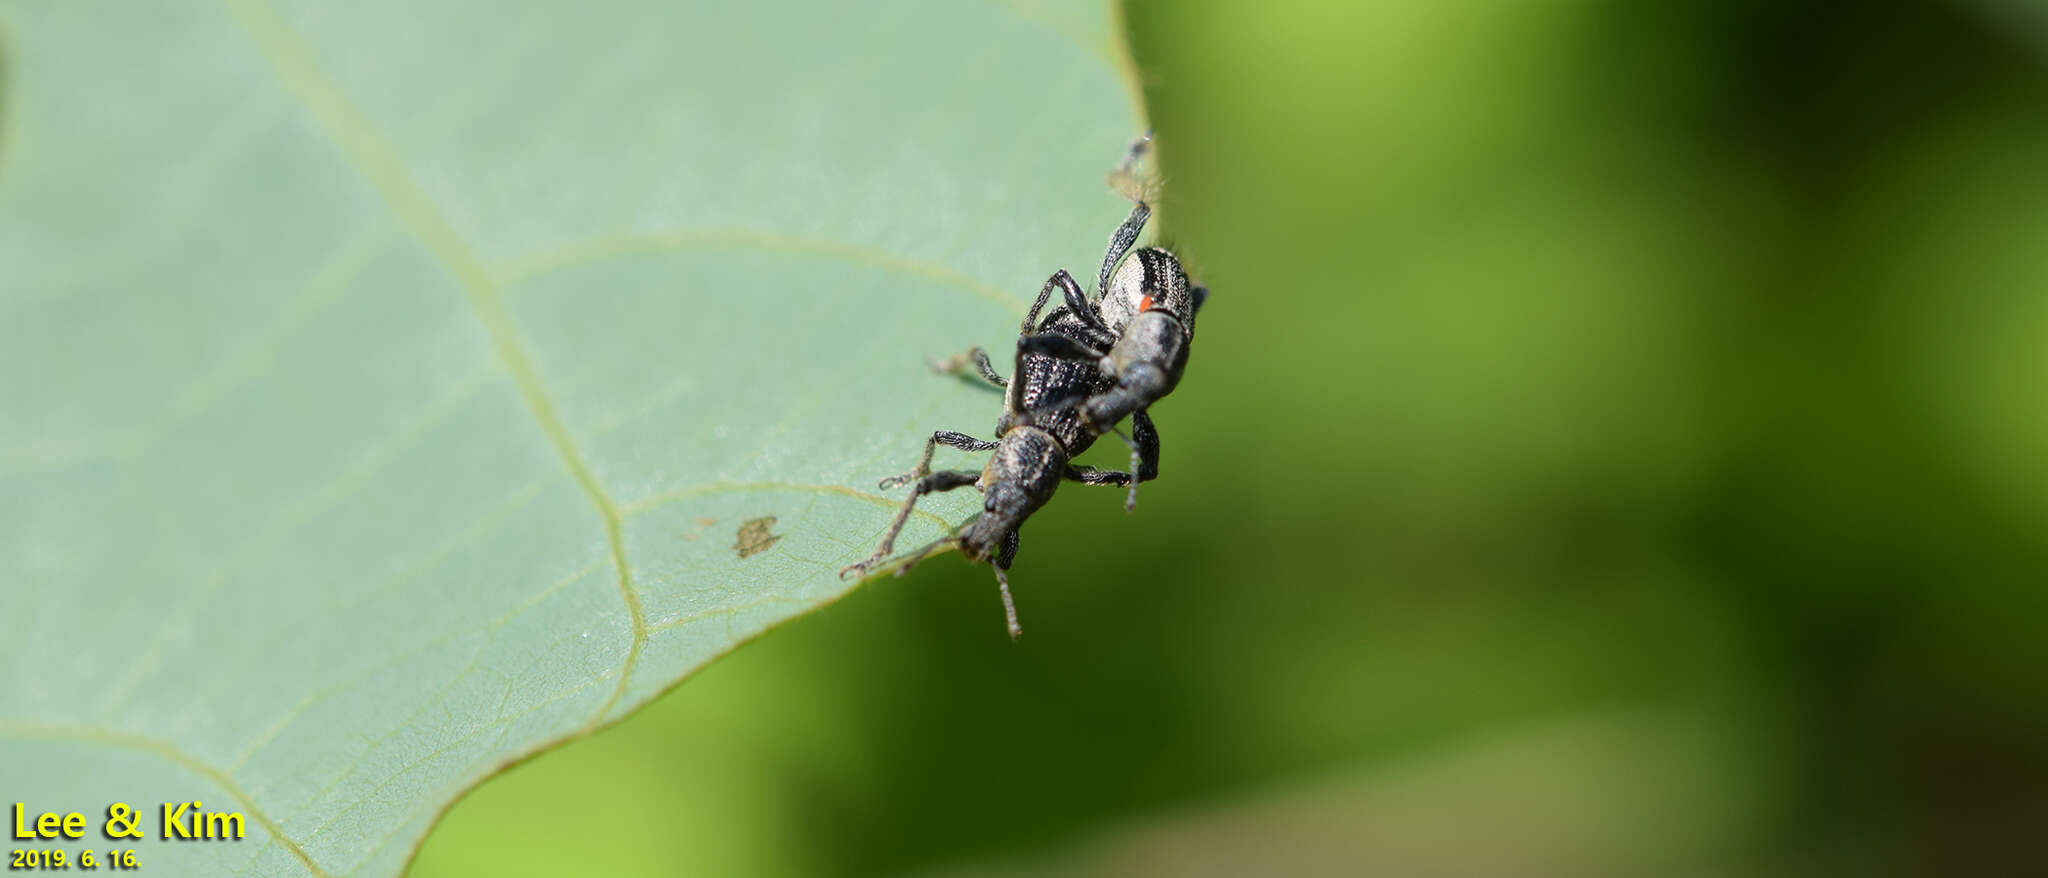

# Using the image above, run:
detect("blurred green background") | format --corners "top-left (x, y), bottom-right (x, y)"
top-left (412, 0), bottom-right (2048, 874)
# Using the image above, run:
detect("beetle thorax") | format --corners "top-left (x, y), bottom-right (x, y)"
top-left (1100, 247), bottom-right (1194, 332)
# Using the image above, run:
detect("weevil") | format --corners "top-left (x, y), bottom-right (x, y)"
top-left (838, 200), bottom-right (1173, 637)
top-left (1014, 206), bottom-right (1206, 512)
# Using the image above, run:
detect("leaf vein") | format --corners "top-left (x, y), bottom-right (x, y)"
top-left (618, 479), bottom-right (951, 529)
top-left (0, 721), bottom-right (333, 878)
top-left (216, 0), bottom-right (648, 734)
top-left (491, 227), bottom-right (1026, 315)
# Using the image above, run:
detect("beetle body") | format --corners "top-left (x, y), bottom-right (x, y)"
top-left (838, 166), bottom-right (1199, 637)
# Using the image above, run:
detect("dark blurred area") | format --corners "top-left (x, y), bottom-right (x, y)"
top-left (415, 1), bottom-right (2048, 875)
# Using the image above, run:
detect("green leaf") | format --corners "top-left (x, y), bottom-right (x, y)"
top-left (0, 1), bottom-right (1141, 874)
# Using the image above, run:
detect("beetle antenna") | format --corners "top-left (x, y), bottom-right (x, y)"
top-left (992, 564), bottom-right (1023, 639)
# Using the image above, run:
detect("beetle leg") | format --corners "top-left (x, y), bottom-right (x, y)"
top-left (1107, 412), bottom-right (1160, 512)
top-left (928, 346), bottom-right (1006, 389)
top-left (1095, 200), bottom-right (1151, 298)
top-left (1062, 410), bottom-right (1159, 511)
top-left (879, 431), bottom-right (996, 490)
top-left (1017, 332), bottom-right (1105, 363)
top-left (840, 470), bottom-right (979, 579)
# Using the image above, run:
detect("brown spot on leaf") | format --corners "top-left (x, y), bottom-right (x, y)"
top-left (734, 516), bottom-right (781, 558)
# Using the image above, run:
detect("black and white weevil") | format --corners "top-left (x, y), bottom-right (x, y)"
top-left (1015, 198), bottom-right (1206, 512)
top-left (838, 186), bottom-right (1205, 638)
